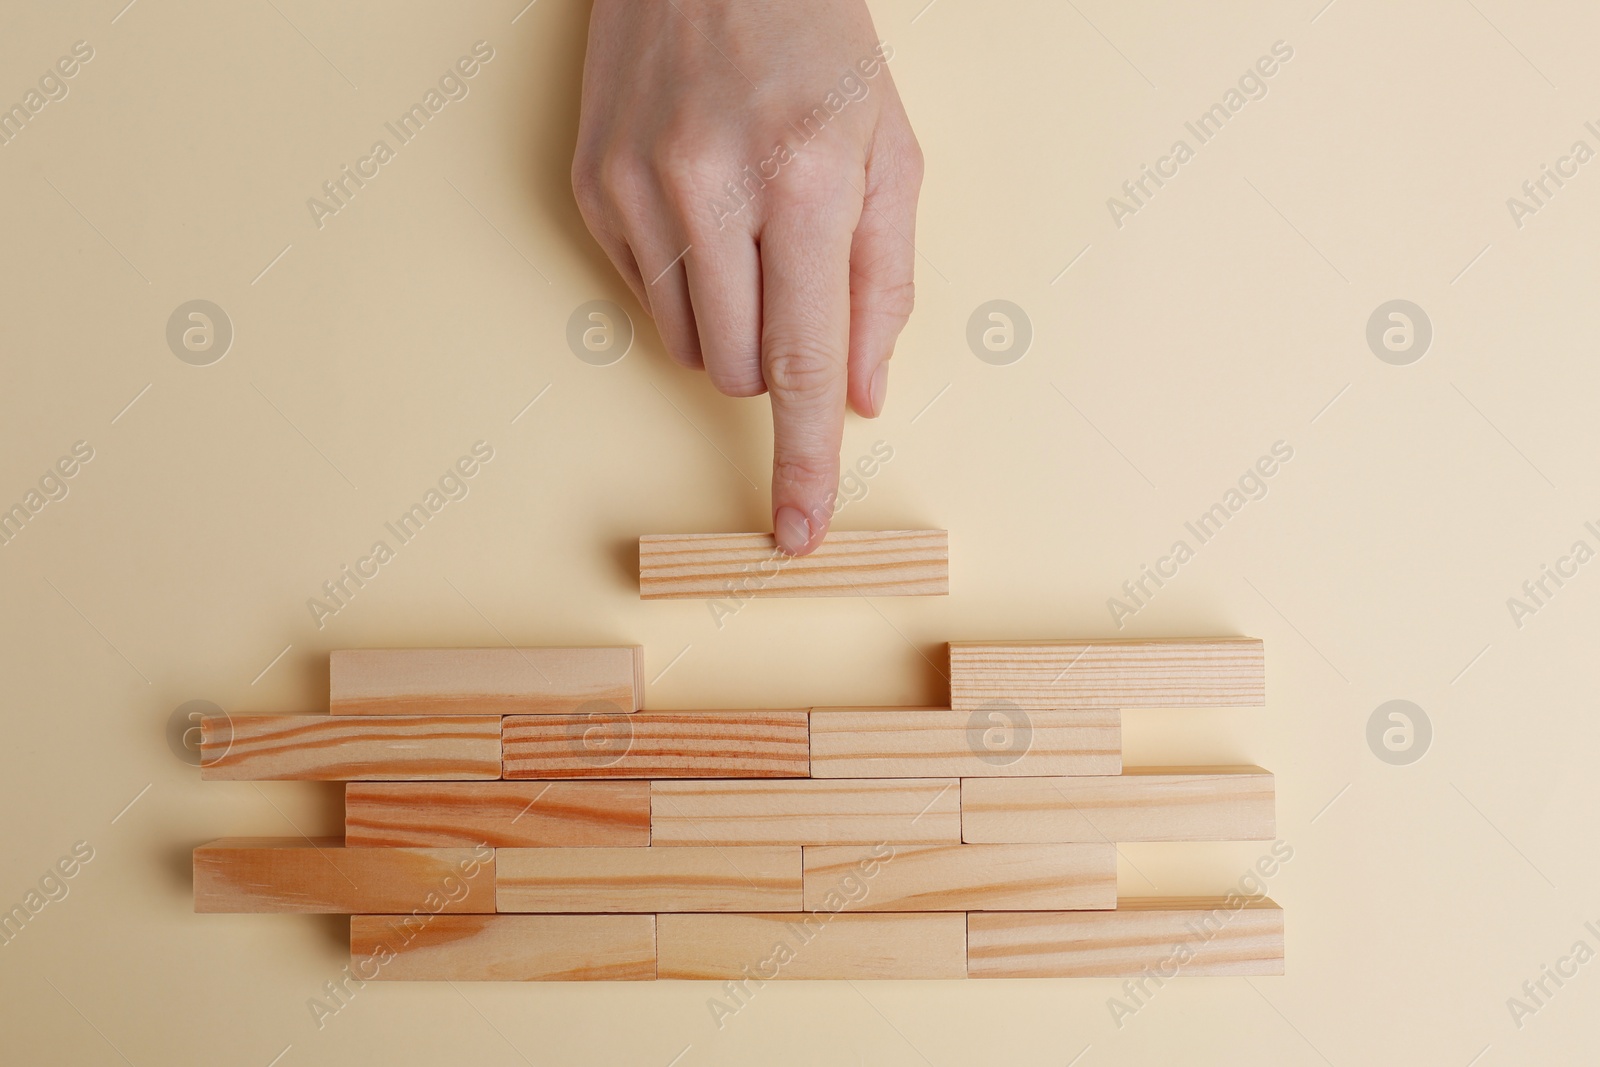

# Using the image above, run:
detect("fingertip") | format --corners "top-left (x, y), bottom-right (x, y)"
top-left (774, 506), bottom-right (813, 555)
top-left (868, 360), bottom-right (889, 417)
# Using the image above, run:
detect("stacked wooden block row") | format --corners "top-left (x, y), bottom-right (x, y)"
top-left (194, 639), bottom-right (1283, 980)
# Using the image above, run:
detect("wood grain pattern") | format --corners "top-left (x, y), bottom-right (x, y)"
top-left (961, 767), bottom-right (1275, 843)
top-left (344, 782), bottom-right (649, 847)
top-left (967, 897), bottom-right (1285, 978)
top-left (802, 843), bottom-right (1116, 911)
top-left (652, 779), bottom-right (960, 845)
top-left (193, 838), bottom-right (494, 914)
top-left (948, 637), bottom-right (1265, 711)
top-left (656, 913), bottom-right (966, 979)
top-left (497, 847), bottom-right (800, 912)
top-left (199, 714), bottom-right (501, 781)
top-left (639, 530), bottom-right (948, 599)
top-left (352, 914), bottom-right (654, 981)
top-left (502, 710), bottom-right (809, 779)
top-left (808, 707), bottom-right (1120, 777)
top-left (329, 647), bottom-right (642, 715)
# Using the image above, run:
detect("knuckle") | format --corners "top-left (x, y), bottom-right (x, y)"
top-left (596, 155), bottom-right (649, 217)
top-left (772, 455), bottom-right (836, 494)
top-left (764, 343), bottom-right (842, 399)
top-left (707, 365), bottom-right (766, 398)
top-left (862, 277), bottom-right (916, 324)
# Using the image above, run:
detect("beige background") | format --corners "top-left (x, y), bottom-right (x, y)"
top-left (2, 0), bottom-right (1596, 1063)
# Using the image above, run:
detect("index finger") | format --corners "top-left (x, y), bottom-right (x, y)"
top-left (760, 188), bottom-right (861, 556)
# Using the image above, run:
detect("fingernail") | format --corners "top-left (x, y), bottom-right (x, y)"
top-left (869, 362), bottom-right (890, 418)
top-left (774, 506), bottom-right (812, 555)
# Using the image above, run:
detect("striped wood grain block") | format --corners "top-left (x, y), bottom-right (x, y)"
top-left (967, 896), bottom-right (1285, 977)
top-left (639, 530), bottom-right (948, 599)
top-left (961, 766), bottom-right (1275, 843)
top-left (344, 781), bottom-right (649, 847)
top-left (502, 709), bottom-right (809, 779)
top-left (199, 714), bottom-right (501, 781)
top-left (948, 637), bottom-right (1265, 711)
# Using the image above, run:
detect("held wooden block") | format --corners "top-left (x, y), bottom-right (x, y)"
top-left (639, 530), bottom-right (949, 599)
top-left (199, 715), bottom-right (501, 781)
top-left (497, 847), bottom-right (801, 912)
top-left (502, 710), bottom-right (809, 779)
top-left (330, 647), bottom-right (642, 715)
top-left (657, 913), bottom-right (966, 980)
top-left (802, 843), bottom-right (1116, 911)
top-left (652, 779), bottom-right (960, 846)
top-left (352, 914), bottom-right (655, 981)
top-left (344, 781), bottom-right (649, 847)
top-left (948, 637), bottom-right (1265, 711)
top-left (193, 838), bottom-right (494, 914)
top-left (967, 897), bottom-right (1285, 978)
top-left (808, 707), bottom-right (1120, 778)
top-left (961, 767), bottom-right (1276, 843)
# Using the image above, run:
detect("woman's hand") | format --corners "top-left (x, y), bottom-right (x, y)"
top-left (572, 0), bottom-right (922, 555)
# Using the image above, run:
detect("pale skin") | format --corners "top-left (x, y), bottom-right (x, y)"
top-left (572, 0), bottom-right (923, 556)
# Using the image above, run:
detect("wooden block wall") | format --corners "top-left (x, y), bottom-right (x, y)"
top-left (194, 635), bottom-right (1283, 983)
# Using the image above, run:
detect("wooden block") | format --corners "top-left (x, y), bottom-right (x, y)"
top-left (652, 779), bottom-right (960, 846)
top-left (352, 914), bottom-right (654, 981)
top-left (639, 530), bottom-right (948, 599)
top-left (802, 843), bottom-right (1115, 911)
top-left (962, 767), bottom-right (1276, 843)
top-left (344, 782), bottom-right (649, 847)
top-left (497, 847), bottom-right (800, 912)
top-left (657, 913), bottom-right (966, 979)
top-left (967, 897), bottom-right (1285, 978)
top-left (330, 647), bottom-right (642, 715)
top-left (199, 714), bottom-right (500, 781)
top-left (948, 637), bottom-right (1265, 711)
top-left (503, 710), bottom-right (809, 779)
top-left (193, 838), bottom-right (494, 914)
top-left (809, 707), bottom-right (1120, 778)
